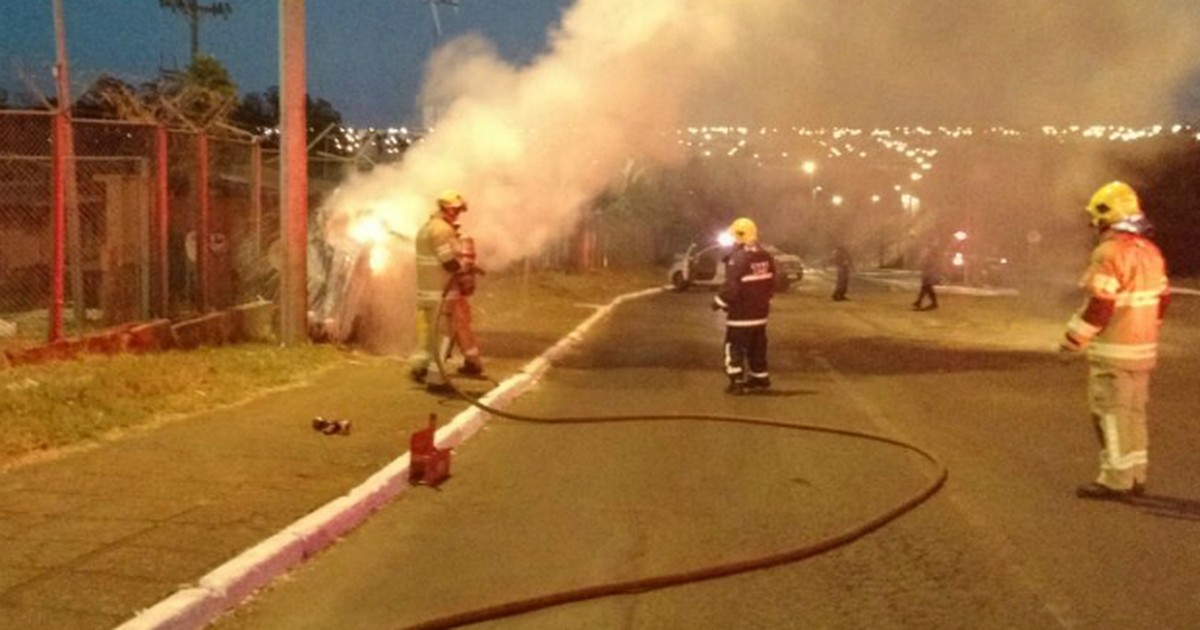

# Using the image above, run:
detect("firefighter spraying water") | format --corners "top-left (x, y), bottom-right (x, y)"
top-left (409, 190), bottom-right (487, 394)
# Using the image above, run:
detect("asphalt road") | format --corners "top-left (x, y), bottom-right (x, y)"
top-left (213, 275), bottom-right (1200, 630)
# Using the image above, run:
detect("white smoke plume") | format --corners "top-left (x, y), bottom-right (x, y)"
top-left (328, 0), bottom-right (1199, 253)
top-left (319, 0), bottom-right (1200, 350)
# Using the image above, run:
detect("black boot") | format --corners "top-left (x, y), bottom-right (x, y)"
top-left (457, 361), bottom-right (485, 378)
top-left (745, 376), bottom-right (771, 391)
top-left (409, 367), bottom-right (428, 383)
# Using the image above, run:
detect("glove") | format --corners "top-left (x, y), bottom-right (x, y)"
top-left (1058, 332), bottom-right (1084, 353)
top-left (1057, 333), bottom-right (1085, 362)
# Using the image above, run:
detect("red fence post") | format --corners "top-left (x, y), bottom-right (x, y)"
top-left (197, 130), bottom-right (210, 312)
top-left (156, 124), bottom-right (170, 317)
top-left (49, 112), bottom-right (67, 342)
top-left (251, 138), bottom-right (263, 257)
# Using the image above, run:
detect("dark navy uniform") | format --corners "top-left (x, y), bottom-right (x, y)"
top-left (713, 243), bottom-right (776, 391)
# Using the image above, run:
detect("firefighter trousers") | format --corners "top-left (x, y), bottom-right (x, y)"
top-left (724, 324), bottom-right (768, 383)
top-left (409, 303), bottom-right (452, 385)
top-left (1087, 361), bottom-right (1151, 490)
top-left (447, 296), bottom-right (481, 367)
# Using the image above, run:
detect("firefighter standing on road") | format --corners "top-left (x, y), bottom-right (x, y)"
top-left (1060, 181), bottom-right (1170, 500)
top-left (713, 217), bottom-right (777, 395)
top-left (409, 190), bottom-right (485, 394)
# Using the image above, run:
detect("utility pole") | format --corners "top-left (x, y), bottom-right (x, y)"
top-left (52, 0), bottom-right (82, 340)
top-left (279, 0), bottom-right (308, 344)
top-left (159, 0), bottom-right (233, 60)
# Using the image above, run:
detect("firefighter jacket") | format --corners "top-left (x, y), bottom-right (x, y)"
top-left (1064, 230), bottom-right (1170, 371)
top-left (415, 213), bottom-right (462, 307)
top-left (714, 244), bottom-right (776, 326)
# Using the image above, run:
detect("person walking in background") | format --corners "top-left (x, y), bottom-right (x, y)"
top-left (831, 245), bottom-right (852, 301)
top-left (1060, 181), bottom-right (1169, 500)
top-left (913, 245), bottom-right (941, 311)
top-left (713, 217), bottom-right (776, 395)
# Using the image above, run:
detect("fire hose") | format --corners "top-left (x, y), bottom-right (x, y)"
top-left (404, 288), bottom-right (948, 630)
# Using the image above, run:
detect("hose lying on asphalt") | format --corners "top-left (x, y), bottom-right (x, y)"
top-left (404, 293), bottom-right (948, 630)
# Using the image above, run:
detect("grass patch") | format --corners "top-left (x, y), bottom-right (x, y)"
top-left (0, 343), bottom-right (346, 466)
top-left (0, 267), bottom-right (667, 468)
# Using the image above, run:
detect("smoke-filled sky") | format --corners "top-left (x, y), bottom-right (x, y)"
top-left (687, 0), bottom-right (1200, 127)
top-left (6, 0), bottom-right (1197, 286)
top-left (328, 0), bottom-right (1200, 273)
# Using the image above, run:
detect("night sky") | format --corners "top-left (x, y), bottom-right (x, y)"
top-left (0, 0), bottom-right (574, 127)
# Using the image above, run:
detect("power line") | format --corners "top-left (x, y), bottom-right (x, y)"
top-left (159, 0), bottom-right (233, 60)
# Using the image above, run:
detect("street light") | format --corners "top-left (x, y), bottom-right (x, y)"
top-left (953, 230), bottom-right (969, 284)
top-left (831, 194), bottom-right (844, 207)
top-left (802, 161), bottom-right (818, 215)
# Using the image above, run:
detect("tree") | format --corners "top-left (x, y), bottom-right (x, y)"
top-left (73, 74), bottom-right (139, 119)
top-left (68, 55), bottom-right (238, 130)
top-left (230, 86), bottom-right (344, 145)
top-left (170, 54), bottom-right (238, 126)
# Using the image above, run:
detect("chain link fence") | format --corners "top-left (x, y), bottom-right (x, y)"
top-left (0, 111), bottom-right (293, 350)
top-left (0, 111), bottom-right (55, 343)
top-left (71, 119), bottom-right (156, 331)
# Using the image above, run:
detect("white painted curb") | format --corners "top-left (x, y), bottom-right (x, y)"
top-left (114, 286), bottom-right (664, 630)
top-left (844, 270), bottom-right (1020, 297)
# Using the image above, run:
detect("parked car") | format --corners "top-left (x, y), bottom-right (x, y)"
top-left (943, 250), bottom-right (1012, 287)
top-left (668, 242), bottom-right (804, 291)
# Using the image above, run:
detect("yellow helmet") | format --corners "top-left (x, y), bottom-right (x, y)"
top-left (729, 217), bottom-right (758, 245)
top-left (437, 189), bottom-right (467, 211)
top-left (1085, 181), bottom-right (1141, 228)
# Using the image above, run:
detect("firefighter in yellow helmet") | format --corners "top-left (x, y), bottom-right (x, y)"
top-left (408, 189), bottom-right (485, 394)
top-left (1060, 181), bottom-right (1170, 500)
top-left (712, 217), bottom-right (777, 394)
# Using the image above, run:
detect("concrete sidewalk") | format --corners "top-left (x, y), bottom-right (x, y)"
top-left (0, 358), bottom-right (456, 630)
top-left (0, 287), bottom-right (658, 630)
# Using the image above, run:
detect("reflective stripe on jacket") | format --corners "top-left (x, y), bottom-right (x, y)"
top-left (714, 244), bottom-right (776, 326)
top-left (415, 214), bottom-right (460, 306)
top-left (1066, 231), bottom-right (1168, 370)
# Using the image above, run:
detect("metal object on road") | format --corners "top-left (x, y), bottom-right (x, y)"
top-left (311, 417), bottom-right (352, 436)
top-left (409, 413), bottom-right (451, 486)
